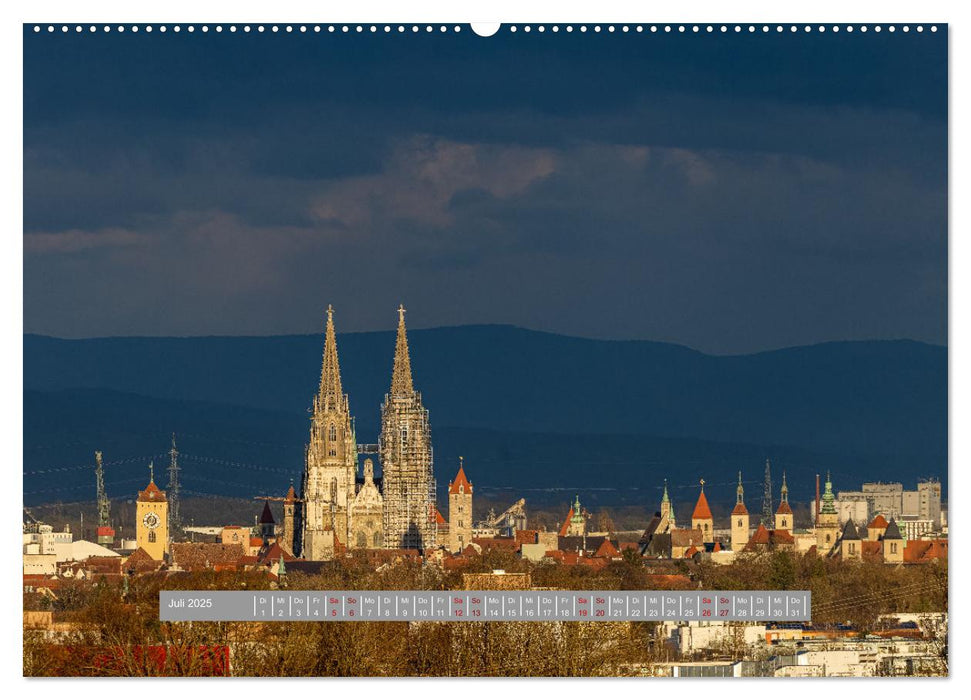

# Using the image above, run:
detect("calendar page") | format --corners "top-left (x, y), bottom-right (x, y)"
top-left (20, 11), bottom-right (948, 681)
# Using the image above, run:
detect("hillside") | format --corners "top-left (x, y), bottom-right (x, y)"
top-left (24, 326), bottom-right (946, 459)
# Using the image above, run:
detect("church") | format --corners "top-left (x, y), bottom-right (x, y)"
top-left (295, 305), bottom-right (443, 560)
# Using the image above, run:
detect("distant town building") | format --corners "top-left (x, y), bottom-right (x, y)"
top-left (135, 466), bottom-right (169, 561)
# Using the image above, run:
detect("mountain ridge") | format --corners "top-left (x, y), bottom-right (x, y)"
top-left (24, 325), bottom-right (946, 466)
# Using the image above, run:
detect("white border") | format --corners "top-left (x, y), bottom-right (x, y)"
top-left (3, 0), bottom-right (963, 697)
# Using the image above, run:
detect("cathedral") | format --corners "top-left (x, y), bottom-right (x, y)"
top-left (296, 305), bottom-right (438, 559)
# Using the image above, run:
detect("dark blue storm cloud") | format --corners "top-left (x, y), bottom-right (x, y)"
top-left (23, 26), bottom-right (947, 353)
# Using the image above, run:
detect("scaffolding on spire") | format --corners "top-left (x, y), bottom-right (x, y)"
top-left (381, 305), bottom-right (436, 551)
top-left (167, 434), bottom-right (181, 535)
top-left (390, 304), bottom-right (415, 397)
top-left (761, 458), bottom-right (773, 527)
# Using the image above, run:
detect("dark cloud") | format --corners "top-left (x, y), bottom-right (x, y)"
top-left (23, 27), bottom-right (947, 353)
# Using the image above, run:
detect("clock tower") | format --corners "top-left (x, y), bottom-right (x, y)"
top-left (136, 463), bottom-right (169, 561)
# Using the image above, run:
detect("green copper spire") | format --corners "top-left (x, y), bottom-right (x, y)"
top-left (780, 471), bottom-right (789, 504)
top-left (570, 495), bottom-right (584, 524)
top-left (821, 471), bottom-right (837, 515)
top-left (737, 471), bottom-right (745, 505)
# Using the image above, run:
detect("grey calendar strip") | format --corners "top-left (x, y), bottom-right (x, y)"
top-left (160, 590), bottom-right (811, 622)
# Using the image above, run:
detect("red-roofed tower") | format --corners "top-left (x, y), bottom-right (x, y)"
top-left (691, 479), bottom-right (715, 544)
top-left (448, 457), bottom-right (473, 553)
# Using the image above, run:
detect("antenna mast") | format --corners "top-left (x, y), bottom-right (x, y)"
top-left (167, 433), bottom-right (181, 535)
top-left (761, 458), bottom-right (773, 527)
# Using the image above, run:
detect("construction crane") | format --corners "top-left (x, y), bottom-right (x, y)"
top-left (94, 451), bottom-right (113, 544)
top-left (482, 498), bottom-right (527, 536)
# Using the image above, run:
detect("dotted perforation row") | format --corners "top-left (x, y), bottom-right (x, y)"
top-left (32, 24), bottom-right (940, 35)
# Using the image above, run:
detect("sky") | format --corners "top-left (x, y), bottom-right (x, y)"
top-left (23, 26), bottom-right (947, 354)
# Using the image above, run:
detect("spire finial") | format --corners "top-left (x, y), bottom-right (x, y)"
top-left (398, 303), bottom-right (406, 322)
top-left (737, 471), bottom-right (745, 504)
top-left (700, 478), bottom-right (705, 491)
top-left (781, 471), bottom-right (789, 503)
top-left (149, 460), bottom-right (154, 484)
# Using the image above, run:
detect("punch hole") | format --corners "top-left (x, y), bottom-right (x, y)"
top-left (471, 23), bottom-right (501, 37)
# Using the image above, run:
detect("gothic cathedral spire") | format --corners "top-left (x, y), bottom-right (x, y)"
top-left (381, 305), bottom-right (436, 552)
top-left (390, 304), bottom-right (415, 397)
top-left (301, 305), bottom-right (358, 560)
top-left (318, 304), bottom-right (344, 407)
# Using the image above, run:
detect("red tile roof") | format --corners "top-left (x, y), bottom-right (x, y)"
top-left (558, 508), bottom-right (574, 537)
top-left (515, 530), bottom-right (539, 546)
top-left (731, 502), bottom-right (748, 516)
top-left (904, 539), bottom-right (948, 563)
top-left (776, 501), bottom-right (792, 515)
top-left (684, 546), bottom-right (699, 558)
top-left (745, 523), bottom-right (771, 550)
top-left (692, 489), bottom-right (712, 520)
top-left (448, 464), bottom-right (473, 495)
top-left (594, 539), bottom-right (620, 558)
top-left (472, 537), bottom-right (519, 552)
top-left (258, 542), bottom-right (297, 564)
top-left (285, 484), bottom-right (297, 502)
top-left (868, 514), bottom-right (890, 529)
top-left (434, 506), bottom-right (447, 527)
top-left (171, 543), bottom-right (246, 572)
top-left (137, 480), bottom-right (166, 503)
top-left (125, 547), bottom-right (160, 573)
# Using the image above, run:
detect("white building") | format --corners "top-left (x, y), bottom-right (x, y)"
top-left (658, 620), bottom-right (766, 655)
top-left (23, 521), bottom-right (118, 575)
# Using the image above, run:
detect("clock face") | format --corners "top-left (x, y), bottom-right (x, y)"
top-left (142, 512), bottom-right (160, 529)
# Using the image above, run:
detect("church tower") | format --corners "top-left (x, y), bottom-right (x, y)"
top-left (692, 479), bottom-right (714, 544)
top-left (816, 471), bottom-right (840, 554)
top-left (301, 306), bottom-right (358, 560)
top-left (775, 472), bottom-right (792, 531)
top-left (731, 471), bottom-right (750, 552)
top-left (659, 479), bottom-right (675, 532)
top-left (280, 482), bottom-right (297, 556)
top-left (448, 457), bottom-right (473, 553)
top-left (135, 463), bottom-right (169, 561)
top-left (380, 305), bottom-right (436, 551)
